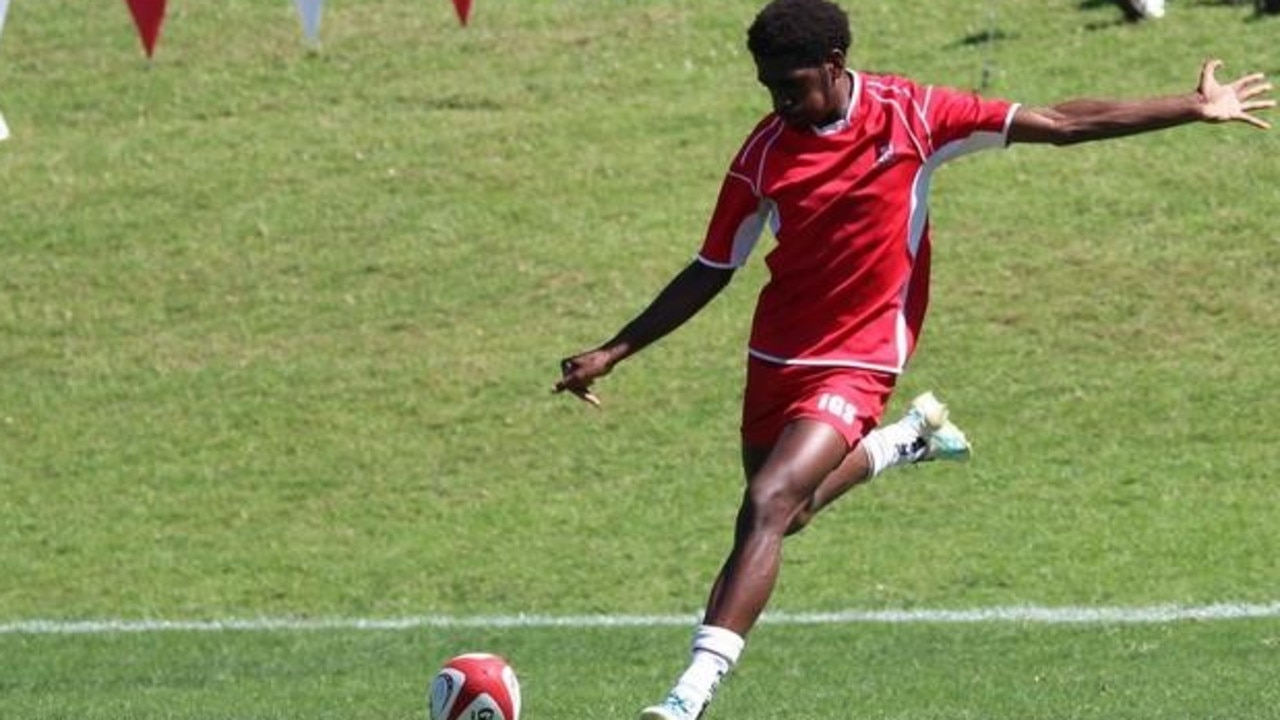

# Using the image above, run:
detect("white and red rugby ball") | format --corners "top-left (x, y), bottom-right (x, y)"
top-left (428, 652), bottom-right (521, 720)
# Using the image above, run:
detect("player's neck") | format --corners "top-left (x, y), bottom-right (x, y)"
top-left (819, 70), bottom-right (854, 128)
top-left (835, 69), bottom-right (853, 120)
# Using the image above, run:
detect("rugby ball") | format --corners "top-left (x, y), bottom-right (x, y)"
top-left (428, 652), bottom-right (521, 720)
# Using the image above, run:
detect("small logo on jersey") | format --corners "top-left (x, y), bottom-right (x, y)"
top-left (873, 142), bottom-right (897, 168)
top-left (816, 392), bottom-right (858, 426)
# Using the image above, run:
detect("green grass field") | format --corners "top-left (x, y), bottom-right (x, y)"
top-left (2, 0), bottom-right (1278, 718)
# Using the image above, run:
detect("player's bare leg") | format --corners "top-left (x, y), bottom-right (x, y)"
top-left (783, 443), bottom-right (873, 535)
top-left (639, 395), bottom-right (971, 720)
top-left (640, 419), bottom-right (846, 720)
top-left (706, 419), bottom-right (847, 632)
top-left (787, 391), bottom-right (972, 534)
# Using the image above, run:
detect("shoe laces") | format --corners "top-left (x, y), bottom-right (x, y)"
top-left (661, 694), bottom-right (700, 719)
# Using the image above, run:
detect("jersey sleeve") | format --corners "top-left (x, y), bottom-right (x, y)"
top-left (697, 171), bottom-right (770, 269)
top-left (922, 84), bottom-right (1019, 159)
top-left (697, 118), bottom-right (782, 269)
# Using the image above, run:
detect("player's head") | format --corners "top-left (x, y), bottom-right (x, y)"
top-left (747, 0), bottom-right (852, 128)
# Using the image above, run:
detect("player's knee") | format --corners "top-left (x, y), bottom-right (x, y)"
top-left (785, 504), bottom-right (816, 536)
top-left (745, 480), bottom-right (809, 535)
top-left (784, 490), bottom-right (822, 535)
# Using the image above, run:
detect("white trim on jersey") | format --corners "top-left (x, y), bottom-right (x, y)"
top-left (746, 347), bottom-right (906, 376)
top-left (696, 197), bottom-right (772, 270)
top-left (814, 70), bottom-right (863, 135)
top-left (696, 255), bottom-right (738, 270)
top-left (886, 103), bottom-right (1022, 372)
top-left (865, 81), bottom-right (930, 160)
top-left (907, 107), bottom-right (1021, 261)
top-left (755, 125), bottom-right (785, 197)
top-left (735, 118), bottom-right (784, 196)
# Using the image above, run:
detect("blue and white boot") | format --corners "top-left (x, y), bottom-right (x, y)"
top-left (905, 392), bottom-right (971, 462)
top-left (639, 692), bottom-right (706, 720)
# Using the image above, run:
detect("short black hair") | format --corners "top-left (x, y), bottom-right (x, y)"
top-left (747, 0), bottom-right (851, 65)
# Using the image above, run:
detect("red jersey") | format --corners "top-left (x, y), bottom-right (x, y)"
top-left (698, 71), bottom-right (1017, 374)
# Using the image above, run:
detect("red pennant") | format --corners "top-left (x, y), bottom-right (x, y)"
top-left (124, 0), bottom-right (167, 58)
top-left (451, 0), bottom-right (472, 26)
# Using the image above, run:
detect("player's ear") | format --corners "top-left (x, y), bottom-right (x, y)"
top-left (826, 49), bottom-right (846, 78)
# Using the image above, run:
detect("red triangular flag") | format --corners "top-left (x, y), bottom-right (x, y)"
top-left (451, 0), bottom-right (472, 26)
top-left (124, 0), bottom-right (167, 58)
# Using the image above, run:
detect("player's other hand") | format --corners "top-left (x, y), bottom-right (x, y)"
top-left (1198, 59), bottom-right (1275, 129)
top-left (554, 350), bottom-right (612, 407)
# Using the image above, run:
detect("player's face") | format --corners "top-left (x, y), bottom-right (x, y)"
top-left (755, 52), bottom-right (846, 128)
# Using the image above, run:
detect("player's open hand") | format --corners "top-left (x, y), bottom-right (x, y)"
top-left (553, 350), bottom-right (612, 408)
top-left (1198, 59), bottom-right (1275, 129)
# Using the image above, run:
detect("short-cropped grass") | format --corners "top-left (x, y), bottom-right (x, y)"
top-left (1, 0), bottom-right (1277, 718)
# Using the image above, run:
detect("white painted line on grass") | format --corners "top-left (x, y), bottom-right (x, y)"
top-left (4, 602), bottom-right (1280, 635)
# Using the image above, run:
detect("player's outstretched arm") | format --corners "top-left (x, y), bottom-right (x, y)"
top-left (554, 260), bottom-right (735, 406)
top-left (1008, 59), bottom-right (1274, 145)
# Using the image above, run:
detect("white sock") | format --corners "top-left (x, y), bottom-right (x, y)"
top-left (669, 625), bottom-right (745, 710)
top-left (860, 415), bottom-right (927, 477)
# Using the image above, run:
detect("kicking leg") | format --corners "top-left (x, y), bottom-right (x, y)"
top-left (786, 392), bottom-right (973, 535)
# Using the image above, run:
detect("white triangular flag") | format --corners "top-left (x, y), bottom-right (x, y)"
top-left (1, 1), bottom-right (10, 140)
top-left (294, 0), bottom-right (324, 45)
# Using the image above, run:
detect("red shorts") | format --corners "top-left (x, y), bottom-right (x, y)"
top-left (741, 357), bottom-right (897, 448)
